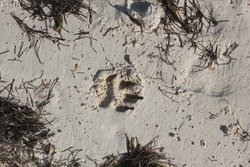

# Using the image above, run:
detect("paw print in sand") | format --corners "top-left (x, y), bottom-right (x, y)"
top-left (91, 66), bottom-right (143, 112)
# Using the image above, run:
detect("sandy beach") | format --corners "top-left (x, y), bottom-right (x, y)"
top-left (0, 0), bottom-right (250, 166)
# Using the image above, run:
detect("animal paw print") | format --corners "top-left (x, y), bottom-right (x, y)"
top-left (91, 66), bottom-right (143, 112)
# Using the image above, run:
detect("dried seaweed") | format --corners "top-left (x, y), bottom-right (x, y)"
top-left (159, 0), bottom-right (211, 40)
top-left (0, 96), bottom-right (53, 166)
top-left (157, 0), bottom-right (219, 71)
top-left (0, 77), bottom-right (86, 166)
top-left (11, 12), bottom-right (65, 43)
top-left (51, 147), bottom-right (83, 167)
top-left (193, 41), bottom-right (219, 71)
top-left (100, 135), bottom-right (177, 167)
top-left (0, 77), bottom-right (60, 166)
top-left (0, 97), bottom-right (47, 144)
top-left (193, 40), bottom-right (232, 72)
top-left (19, 0), bottom-right (91, 22)
top-left (12, 0), bottom-right (94, 43)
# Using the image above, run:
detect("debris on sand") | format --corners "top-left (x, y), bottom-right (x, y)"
top-left (100, 135), bottom-right (177, 167)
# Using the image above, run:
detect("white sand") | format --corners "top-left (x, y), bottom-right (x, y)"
top-left (0, 0), bottom-right (250, 166)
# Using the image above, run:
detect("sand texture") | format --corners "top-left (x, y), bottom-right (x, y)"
top-left (0, 0), bottom-right (250, 166)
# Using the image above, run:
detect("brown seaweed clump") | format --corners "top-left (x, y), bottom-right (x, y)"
top-left (100, 135), bottom-right (177, 167)
top-left (19, 0), bottom-right (92, 25)
top-left (0, 97), bottom-right (46, 144)
top-left (11, 0), bottom-right (94, 42)
top-left (0, 96), bottom-right (51, 166)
